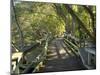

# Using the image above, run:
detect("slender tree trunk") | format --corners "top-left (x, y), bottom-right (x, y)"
top-left (11, 0), bottom-right (24, 49)
top-left (72, 18), bottom-right (75, 36)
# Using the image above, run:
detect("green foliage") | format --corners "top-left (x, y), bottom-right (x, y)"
top-left (11, 1), bottom-right (96, 48)
top-left (12, 2), bottom-right (65, 47)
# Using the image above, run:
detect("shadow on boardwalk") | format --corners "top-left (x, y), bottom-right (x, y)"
top-left (41, 38), bottom-right (87, 72)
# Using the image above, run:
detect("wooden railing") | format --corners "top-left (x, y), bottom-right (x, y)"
top-left (63, 34), bottom-right (96, 69)
top-left (12, 37), bottom-right (49, 74)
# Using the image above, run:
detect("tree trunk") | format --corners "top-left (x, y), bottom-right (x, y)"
top-left (83, 6), bottom-right (95, 33)
top-left (11, 0), bottom-right (24, 49)
top-left (72, 18), bottom-right (75, 36)
top-left (64, 4), bottom-right (95, 42)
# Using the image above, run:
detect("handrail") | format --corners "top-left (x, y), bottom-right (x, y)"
top-left (22, 37), bottom-right (49, 73)
top-left (12, 36), bottom-right (49, 74)
top-left (63, 38), bottom-right (79, 51)
top-left (63, 39), bottom-right (78, 56)
top-left (12, 39), bottom-right (46, 54)
top-left (64, 34), bottom-right (79, 42)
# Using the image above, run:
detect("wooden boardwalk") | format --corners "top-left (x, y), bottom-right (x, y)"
top-left (41, 38), bottom-right (86, 72)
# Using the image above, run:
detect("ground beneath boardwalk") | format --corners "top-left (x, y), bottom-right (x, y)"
top-left (42, 38), bottom-right (87, 72)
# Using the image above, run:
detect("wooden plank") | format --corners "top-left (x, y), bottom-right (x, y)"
top-left (85, 47), bottom-right (96, 55)
top-left (12, 52), bottom-right (23, 60)
top-left (88, 53), bottom-right (92, 65)
top-left (12, 52), bottom-right (23, 72)
top-left (64, 38), bottom-right (79, 51)
top-left (63, 40), bottom-right (78, 56)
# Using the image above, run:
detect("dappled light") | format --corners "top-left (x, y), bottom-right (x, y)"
top-left (11, 0), bottom-right (96, 74)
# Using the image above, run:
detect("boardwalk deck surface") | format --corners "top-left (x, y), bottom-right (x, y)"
top-left (42, 38), bottom-right (86, 72)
